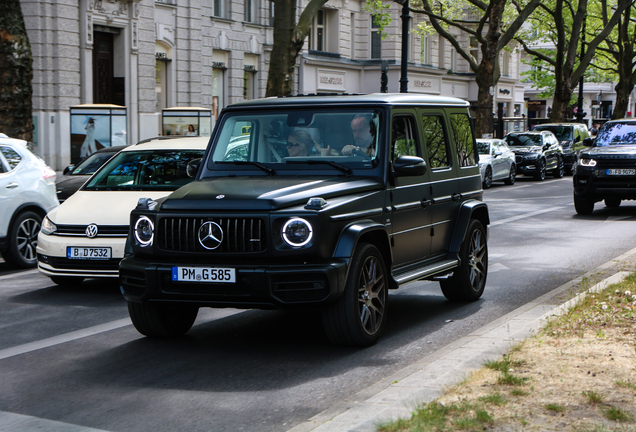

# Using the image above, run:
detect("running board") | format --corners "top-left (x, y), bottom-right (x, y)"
top-left (394, 259), bottom-right (459, 286)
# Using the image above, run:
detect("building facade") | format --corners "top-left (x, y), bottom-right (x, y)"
top-left (21, 0), bottom-right (527, 169)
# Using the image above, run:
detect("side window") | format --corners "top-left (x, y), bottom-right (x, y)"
top-left (391, 116), bottom-right (418, 166)
top-left (0, 146), bottom-right (22, 170)
top-left (422, 115), bottom-right (450, 169)
top-left (450, 113), bottom-right (477, 167)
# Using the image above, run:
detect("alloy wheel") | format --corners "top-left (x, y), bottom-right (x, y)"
top-left (16, 217), bottom-right (40, 263)
top-left (358, 255), bottom-right (386, 336)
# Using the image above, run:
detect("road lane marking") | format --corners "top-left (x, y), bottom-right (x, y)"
top-left (490, 206), bottom-right (565, 227)
top-left (0, 269), bottom-right (39, 280)
top-left (0, 318), bottom-right (131, 361)
top-left (0, 410), bottom-right (111, 432)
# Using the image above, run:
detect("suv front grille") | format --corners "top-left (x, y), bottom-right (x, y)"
top-left (158, 217), bottom-right (266, 253)
top-left (596, 159), bottom-right (636, 169)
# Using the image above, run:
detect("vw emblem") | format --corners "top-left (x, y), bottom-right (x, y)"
top-left (216, 195), bottom-right (225, 200)
top-left (198, 221), bottom-right (223, 250)
top-left (85, 224), bottom-right (98, 238)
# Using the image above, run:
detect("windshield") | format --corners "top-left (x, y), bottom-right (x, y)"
top-left (505, 134), bottom-right (541, 147)
top-left (534, 126), bottom-right (572, 141)
top-left (595, 122), bottom-right (636, 146)
top-left (206, 109), bottom-right (382, 175)
top-left (71, 151), bottom-right (117, 175)
top-left (83, 149), bottom-right (204, 191)
top-left (476, 141), bottom-right (490, 155)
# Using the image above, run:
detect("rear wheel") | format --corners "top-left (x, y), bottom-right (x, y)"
top-left (50, 276), bottom-right (85, 286)
top-left (504, 165), bottom-right (516, 185)
top-left (440, 219), bottom-right (488, 302)
top-left (604, 198), bottom-right (621, 208)
top-left (552, 157), bottom-right (565, 178)
top-left (2, 211), bottom-right (41, 268)
top-left (322, 243), bottom-right (387, 346)
top-left (534, 159), bottom-right (546, 181)
top-left (482, 167), bottom-right (493, 189)
top-left (574, 193), bottom-right (595, 215)
top-left (128, 301), bottom-right (199, 338)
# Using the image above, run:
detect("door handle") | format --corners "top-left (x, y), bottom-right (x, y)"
top-left (451, 193), bottom-right (461, 202)
top-left (421, 199), bottom-right (432, 208)
top-left (6, 183), bottom-right (18, 189)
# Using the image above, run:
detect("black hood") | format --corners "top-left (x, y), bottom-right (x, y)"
top-left (581, 145), bottom-right (636, 159)
top-left (159, 176), bottom-right (384, 211)
top-left (55, 175), bottom-right (91, 202)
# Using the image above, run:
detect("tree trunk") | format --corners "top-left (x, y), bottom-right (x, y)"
top-left (0, 0), bottom-right (33, 142)
top-left (612, 78), bottom-right (634, 119)
top-left (265, 0), bottom-right (303, 97)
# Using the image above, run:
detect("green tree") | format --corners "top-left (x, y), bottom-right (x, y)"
top-left (517, 0), bottom-right (632, 122)
top-left (265, 0), bottom-right (330, 97)
top-left (368, 0), bottom-right (541, 138)
top-left (0, 0), bottom-right (33, 141)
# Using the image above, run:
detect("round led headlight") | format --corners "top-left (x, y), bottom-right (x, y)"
top-left (579, 158), bottom-right (597, 167)
top-left (282, 218), bottom-right (313, 247)
top-left (134, 216), bottom-right (154, 247)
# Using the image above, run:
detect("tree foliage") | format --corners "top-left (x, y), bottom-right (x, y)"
top-left (0, 0), bottom-right (33, 141)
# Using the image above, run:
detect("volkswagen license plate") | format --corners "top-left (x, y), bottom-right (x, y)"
top-left (172, 267), bottom-right (236, 283)
top-left (607, 169), bottom-right (636, 176)
top-left (67, 247), bottom-right (111, 260)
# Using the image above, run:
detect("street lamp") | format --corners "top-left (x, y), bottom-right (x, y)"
top-left (394, 0), bottom-right (409, 93)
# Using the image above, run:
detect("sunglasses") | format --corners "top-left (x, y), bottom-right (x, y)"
top-left (286, 142), bottom-right (302, 147)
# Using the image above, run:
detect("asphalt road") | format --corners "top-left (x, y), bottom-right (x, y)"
top-left (1, 175), bottom-right (636, 432)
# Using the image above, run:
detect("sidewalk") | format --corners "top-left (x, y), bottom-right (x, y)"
top-left (287, 246), bottom-right (636, 432)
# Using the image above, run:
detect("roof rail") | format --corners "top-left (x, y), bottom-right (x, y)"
top-left (278, 93), bottom-right (365, 98)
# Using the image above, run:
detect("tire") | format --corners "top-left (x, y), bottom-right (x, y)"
top-left (440, 219), bottom-right (488, 302)
top-left (2, 211), bottom-right (42, 268)
top-left (50, 276), bottom-right (85, 286)
top-left (533, 158), bottom-right (546, 181)
top-left (128, 301), bottom-right (199, 338)
top-left (321, 243), bottom-right (388, 346)
top-left (604, 198), bottom-right (621, 208)
top-left (482, 167), bottom-right (493, 189)
top-left (503, 165), bottom-right (516, 185)
top-left (574, 193), bottom-right (595, 215)
top-left (552, 157), bottom-right (565, 178)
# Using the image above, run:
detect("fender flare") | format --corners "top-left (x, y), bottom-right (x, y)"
top-left (333, 220), bottom-right (392, 261)
top-left (448, 200), bottom-right (490, 254)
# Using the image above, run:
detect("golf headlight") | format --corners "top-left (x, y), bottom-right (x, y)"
top-left (134, 216), bottom-right (154, 247)
top-left (282, 218), bottom-right (313, 247)
top-left (579, 158), bottom-right (597, 167)
top-left (41, 216), bottom-right (57, 235)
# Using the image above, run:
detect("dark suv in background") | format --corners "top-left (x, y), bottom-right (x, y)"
top-left (532, 123), bottom-right (590, 175)
top-left (505, 131), bottom-right (564, 180)
top-left (119, 94), bottom-right (490, 347)
top-left (573, 119), bottom-right (636, 214)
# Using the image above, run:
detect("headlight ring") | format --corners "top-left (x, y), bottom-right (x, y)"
top-left (579, 158), bottom-right (597, 167)
top-left (282, 218), bottom-right (313, 247)
top-left (134, 216), bottom-right (154, 247)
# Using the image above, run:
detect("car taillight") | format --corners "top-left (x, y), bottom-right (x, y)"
top-left (43, 166), bottom-right (57, 184)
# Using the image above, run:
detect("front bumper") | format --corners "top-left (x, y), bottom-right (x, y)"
top-left (515, 156), bottom-right (539, 174)
top-left (574, 167), bottom-right (636, 201)
top-left (36, 233), bottom-right (126, 278)
top-left (119, 256), bottom-right (349, 309)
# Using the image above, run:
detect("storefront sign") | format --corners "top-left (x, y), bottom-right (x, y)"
top-left (410, 74), bottom-right (441, 94)
top-left (317, 69), bottom-right (346, 91)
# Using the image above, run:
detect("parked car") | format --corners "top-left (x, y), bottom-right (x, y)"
top-left (36, 136), bottom-right (208, 286)
top-left (505, 131), bottom-right (564, 180)
top-left (119, 94), bottom-right (490, 347)
top-left (532, 123), bottom-right (590, 175)
top-left (476, 138), bottom-right (516, 188)
top-left (0, 136), bottom-right (58, 268)
top-left (56, 146), bottom-right (125, 203)
top-left (573, 119), bottom-right (636, 214)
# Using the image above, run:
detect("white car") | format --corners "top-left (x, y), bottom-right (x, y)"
top-left (37, 136), bottom-right (208, 286)
top-left (0, 136), bottom-right (58, 268)
top-left (476, 138), bottom-right (516, 188)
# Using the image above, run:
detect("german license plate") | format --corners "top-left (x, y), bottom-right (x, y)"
top-left (67, 247), bottom-right (111, 260)
top-left (607, 169), bottom-right (635, 175)
top-left (172, 267), bottom-right (236, 283)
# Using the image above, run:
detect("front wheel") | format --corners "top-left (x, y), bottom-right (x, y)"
top-left (128, 301), bottom-right (199, 338)
top-left (534, 159), bottom-right (546, 181)
top-left (440, 219), bottom-right (488, 302)
top-left (574, 193), bottom-right (595, 215)
top-left (322, 243), bottom-right (388, 346)
top-left (1, 211), bottom-right (42, 268)
top-left (504, 165), bottom-right (516, 185)
top-left (482, 167), bottom-right (493, 189)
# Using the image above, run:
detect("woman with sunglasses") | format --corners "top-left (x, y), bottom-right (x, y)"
top-left (286, 130), bottom-right (313, 157)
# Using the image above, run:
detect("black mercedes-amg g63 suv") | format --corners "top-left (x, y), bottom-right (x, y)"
top-left (119, 94), bottom-right (490, 346)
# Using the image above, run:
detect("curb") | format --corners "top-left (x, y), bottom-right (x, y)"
top-left (287, 247), bottom-right (636, 432)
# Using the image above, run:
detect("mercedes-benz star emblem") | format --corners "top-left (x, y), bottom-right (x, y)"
top-left (198, 221), bottom-right (223, 250)
top-left (216, 195), bottom-right (225, 199)
top-left (85, 224), bottom-right (98, 238)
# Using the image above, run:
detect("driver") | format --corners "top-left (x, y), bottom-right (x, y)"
top-left (342, 114), bottom-right (376, 157)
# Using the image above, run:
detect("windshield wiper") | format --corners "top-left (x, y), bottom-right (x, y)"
top-left (215, 161), bottom-right (276, 175)
top-left (286, 159), bottom-right (353, 176)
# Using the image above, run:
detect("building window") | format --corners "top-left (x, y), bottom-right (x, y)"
top-left (502, 51), bottom-right (510, 77)
top-left (155, 44), bottom-right (172, 112)
top-left (450, 48), bottom-right (456, 73)
top-left (212, 64), bottom-right (225, 117)
top-left (421, 35), bottom-right (430, 65)
top-left (438, 35), bottom-right (445, 69)
top-left (214, 0), bottom-right (228, 18)
top-left (371, 15), bottom-right (382, 59)
top-left (350, 13), bottom-right (355, 59)
top-left (244, 0), bottom-right (257, 23)
top-left (470, 36), bottom-right (478, 63)
top-left (309, 10), bottom-right (326, 51)
top-left (269, 2), bottom-right (274, 26)
top-left (244, 68), bottom-right (256, 100)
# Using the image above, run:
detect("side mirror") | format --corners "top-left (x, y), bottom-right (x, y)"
top-left (63, 164), bottom-right (74, 175)
top-left (393, 155), bottom-right (427, 176)
top-left (493, 150), bottom-right (502, 157)
top-left (186, 158), bottom-right (202, 178)
top-left (582, 137), bottom-right (595, 147)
